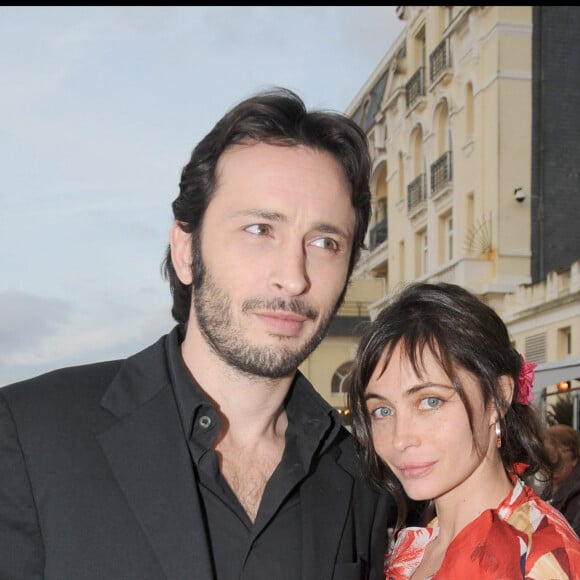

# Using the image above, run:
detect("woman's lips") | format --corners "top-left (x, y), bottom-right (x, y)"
top-left (395, 461), bottom-right (437, 479)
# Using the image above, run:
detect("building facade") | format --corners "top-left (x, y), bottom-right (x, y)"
top-left (531, 7), bottom-right (580, 283)
top-left (302, 6), bottom-right (580, 422)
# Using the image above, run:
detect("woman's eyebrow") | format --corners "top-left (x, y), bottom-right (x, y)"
top-left (364, 382), bottom-right (454, 401)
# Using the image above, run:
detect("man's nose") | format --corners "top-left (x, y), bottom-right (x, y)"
top-left (268, 244), bottom-right (310, 296)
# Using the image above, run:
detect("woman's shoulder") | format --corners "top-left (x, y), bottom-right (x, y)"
top-left (506, 483), bottom-right (580, 578)
top-left (384, 526), bottom-right (436, 578)
top-left (507, 482), bottom-right (576, 535)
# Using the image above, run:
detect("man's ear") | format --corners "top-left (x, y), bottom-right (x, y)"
top-left (490, 375), bottom-right (515, 423)
top-left (170, 221), bottom-right (193, 285)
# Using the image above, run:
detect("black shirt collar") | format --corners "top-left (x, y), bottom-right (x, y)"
top-left (165, 324), bottom-right (343, 464)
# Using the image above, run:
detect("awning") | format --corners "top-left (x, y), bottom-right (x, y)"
top-left (532, 356), bottom-right (580, 395)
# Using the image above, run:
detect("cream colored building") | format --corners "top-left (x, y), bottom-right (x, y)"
top-left (504, 261), bottom-right (580, 418)
top-left (302, 6), bottom-right (580, 420)
top-left (299, 278), bottom-right (384, 415)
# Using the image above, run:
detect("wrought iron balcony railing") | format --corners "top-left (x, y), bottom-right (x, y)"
top-left (407, 173), bottom-right (427, 211)
top-left (405, 66), bottom-right (425, 108)
top-left (429, 38), bottom-right (451, 83)
top-left (369, 217), bottom-right (388, 250)
top-left (430, 150), bottom-right (453, 195)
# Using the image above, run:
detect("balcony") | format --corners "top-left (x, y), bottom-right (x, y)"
top-left (407, 173), bottom-right (427, 212)
top-left (369, 256), bottom-right (495, 319)
top-left (430, 151), bottom-right (453, 196)
top-left (429, 38), bottom-right (452, 85)
top-left (405, 66), bottom-right (426, 110)
top-left (369, 217), bottom-right (388, 250)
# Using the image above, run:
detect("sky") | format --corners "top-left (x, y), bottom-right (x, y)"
top-left (0, 6), bottom-right (405, 386)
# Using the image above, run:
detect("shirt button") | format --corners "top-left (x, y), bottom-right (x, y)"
top-left (199, 415), bottom-right (212, 429)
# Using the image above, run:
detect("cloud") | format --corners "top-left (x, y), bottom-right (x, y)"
top-left (0, 290), bottom-right (72, 352)
top-left (0, 6), bottom-right (405, 387)
top-left (0, 288), bottom-right (173, 386)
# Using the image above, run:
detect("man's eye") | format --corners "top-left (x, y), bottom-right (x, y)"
top-left (311, 237), bottom-right (339, 251)
top-left (245, 224), bottom-right (270, 235)
top-left (370, 406), bottom-right (392, 418)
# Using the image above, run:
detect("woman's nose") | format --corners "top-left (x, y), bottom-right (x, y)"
top-left (391, 416), bottom-right (421, 452)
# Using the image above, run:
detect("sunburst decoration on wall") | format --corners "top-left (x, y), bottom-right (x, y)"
top-left (464, 216), bottom-right (492, 255)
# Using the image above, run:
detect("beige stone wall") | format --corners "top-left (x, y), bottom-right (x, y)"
top-left (301, 6), bottom-right (578, 412)
top-left (299, 277), bottom-right (383, 406)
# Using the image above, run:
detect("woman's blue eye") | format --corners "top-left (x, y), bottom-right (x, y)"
top-left (371, 406), bottom-right (392, 418)
top-left (420, 397), bottom-right (441, 410)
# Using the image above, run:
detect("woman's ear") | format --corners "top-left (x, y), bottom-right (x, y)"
top-left (493, 375), bottom-right (515, 422)
top-left (488, 375), bottom-right (515, 425)
top-left (170, 221), bottom-right (193, 285)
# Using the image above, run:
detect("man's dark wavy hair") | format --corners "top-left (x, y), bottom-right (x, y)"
top-left (161, 87), bottom-right (372, 328)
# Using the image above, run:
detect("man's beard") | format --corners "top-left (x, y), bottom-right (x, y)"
top-left (191, 245), bottom-right (344, 379)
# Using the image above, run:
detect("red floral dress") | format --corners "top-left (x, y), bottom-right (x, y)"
top-left (385, 478), bottom-right (580, 579)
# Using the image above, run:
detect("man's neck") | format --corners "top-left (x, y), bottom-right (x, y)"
top-left (180, 326), bottom-right (295, 440)
top-left (180, 326), bottom-right (293, 521)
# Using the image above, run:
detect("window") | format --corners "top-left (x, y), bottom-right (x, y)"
top-left (377, 197), bottom-right (387, 222)
top-left (399, 239), bottom-right (406, 283)
top-left (465, 83), bottom-right (474, 142)
top-left (331, 361), bottom-right (353, 394)
top-left (438, 212), bottom-right (453, 265)
top-left (558, 326), bottom-right (572, 358)
top-left (422, 231), bottom-right (428, 274)
top-left (398, 152), bottom-right (405, 203)
top-left (415, 229), bottom-right (428, 276)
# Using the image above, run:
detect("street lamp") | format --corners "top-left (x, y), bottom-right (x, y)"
top-left (557, 380), bottom-right (571, 392)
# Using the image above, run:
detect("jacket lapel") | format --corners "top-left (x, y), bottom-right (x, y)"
top-left (98, 337), bottom-right (214, 580)
top-left (300, 451), bottom-right (353, 580)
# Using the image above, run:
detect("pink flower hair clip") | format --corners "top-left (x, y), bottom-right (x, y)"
top-left (516, 355), bottom-right (537, 405)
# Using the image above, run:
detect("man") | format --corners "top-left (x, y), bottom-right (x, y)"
top-left (0, 88), bottom-right (395, 579)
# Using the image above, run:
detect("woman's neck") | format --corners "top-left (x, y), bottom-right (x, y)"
top-left (432, 463), bottom-right (513, 546)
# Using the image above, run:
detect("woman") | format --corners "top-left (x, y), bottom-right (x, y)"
top-left (544, 424), bottom-right (580, 536)
top-left (348, 282), bottom-right (580, 579)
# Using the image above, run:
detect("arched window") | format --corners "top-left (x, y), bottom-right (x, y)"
top-left (465, 82), bottom-right (474, 142)
top-left (331, 361), bottom-right (353, 394)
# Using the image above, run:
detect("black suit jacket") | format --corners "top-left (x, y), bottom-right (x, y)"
top-left (0, 334), bottom-right (393, 580)
top-left (551, 462), bottom-right (580, 537)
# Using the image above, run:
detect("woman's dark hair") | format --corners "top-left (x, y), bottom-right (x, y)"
top-left (346, 281), bottom-right (552, 531)
top-left (161, 87), bottom-right (372, 328)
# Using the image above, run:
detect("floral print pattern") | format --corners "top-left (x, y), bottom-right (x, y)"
top-left (385, 479), bottom-right (580, 579)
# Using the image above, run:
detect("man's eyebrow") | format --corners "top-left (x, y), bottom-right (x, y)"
top-left (230, 210), bottom-right (353, 239)
top-left (230, 209), bottom-right (286, 221)
top-left (312, 222), bottom-right (352, 239)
